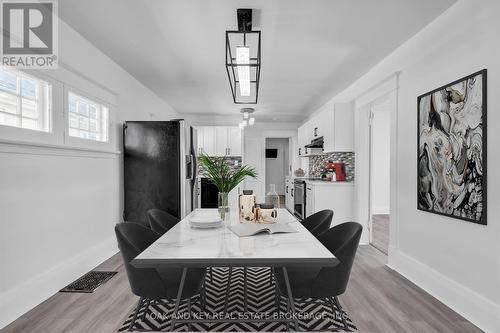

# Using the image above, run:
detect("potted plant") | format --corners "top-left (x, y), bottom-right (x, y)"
top-left (198, 153), bottom-right (257, 220)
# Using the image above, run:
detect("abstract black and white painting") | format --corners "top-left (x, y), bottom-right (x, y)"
top-left (417, 70), bottom-right (487, 225)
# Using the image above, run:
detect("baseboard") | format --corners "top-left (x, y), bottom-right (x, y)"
top-left (0, 237), bottom-right (118, 329)
top-left (392, 249), bottom-right (500, 333)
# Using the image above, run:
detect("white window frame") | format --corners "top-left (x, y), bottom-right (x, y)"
top-left (0, 69), bottom-right (64, 146)
top-left (0, 67), bottom-right (118, 155)
top-left (63, 85), bottom-right (116, 151)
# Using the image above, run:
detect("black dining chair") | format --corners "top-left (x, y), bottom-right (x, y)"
top-left (115, 222), bottom-right (206, 331)
top-left (302, 209), bottom-right (334, 237)
top-left (268, 210), bottom-right (334, 286)
top-left (147, 208), bottom-right (179, 235)
top-left (274, 222), bottom-right (362, 330)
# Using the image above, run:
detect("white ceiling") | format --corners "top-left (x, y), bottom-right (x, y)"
top-left (59, 0), bottom-right (455, 122)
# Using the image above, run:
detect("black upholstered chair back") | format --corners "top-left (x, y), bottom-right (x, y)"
top-left (115, 222), bottom-right (168, 299)
top-left (147, 209), bottom-right (179, 235)
top-left (302, 210), bottom-right (333, 237)
top-left (313, 222), bottom-right (362, 297)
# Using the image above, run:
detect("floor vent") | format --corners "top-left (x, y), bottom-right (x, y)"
top-left (60, 271), bottom-right (117, 293)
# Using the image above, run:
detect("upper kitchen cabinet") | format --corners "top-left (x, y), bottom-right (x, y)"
top-left (197, 126), bottom-right (215, 155)
top-left (197, 126), bottom-right (242, 157)
top-left (297, 102), bottom-right (354, 155)
top-left (215, 127), bottom-right (228, 156)
top-left (297, 122), bottom-right (308, 156)
top-left (228, 127), bottom-right (242, 156)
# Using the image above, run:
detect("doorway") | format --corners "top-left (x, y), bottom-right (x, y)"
top-left (369, 98), bottom-right (391, 254)
top-left (265, 138), bottom-right (290, 206)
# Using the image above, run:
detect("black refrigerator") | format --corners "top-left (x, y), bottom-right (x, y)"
top-left (123, 120), bottom-right (197, 226)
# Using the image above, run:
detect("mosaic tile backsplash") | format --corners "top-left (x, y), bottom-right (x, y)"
top-left (197, 156), bottom-right (243, 177)
top-left (308, 152), bottom-right (355, 182)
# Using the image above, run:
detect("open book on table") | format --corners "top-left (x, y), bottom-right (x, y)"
top-left (228, 223), bottom-right (298, 237)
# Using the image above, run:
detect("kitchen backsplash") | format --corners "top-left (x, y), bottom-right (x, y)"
top-left (197, 156), bottom-right (242, 177)
top-left (308, 152), bottom-right (355, 182)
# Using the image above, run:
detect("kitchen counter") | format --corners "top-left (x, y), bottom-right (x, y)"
top-left (305, 180), bottom-right (355, 186)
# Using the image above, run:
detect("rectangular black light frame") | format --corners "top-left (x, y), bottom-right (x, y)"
top-left (225, 30), bottom-right (261, 104)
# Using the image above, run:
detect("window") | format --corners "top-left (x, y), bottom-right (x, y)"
top-left (0, 68), bottom-right (52, 132)
top-left (67, 91), bottom-right (109, 142)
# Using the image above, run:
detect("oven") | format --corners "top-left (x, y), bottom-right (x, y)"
top-left (294, 180), bottom-right (306, 220)
top-left (199, 177), bottom-right (218, 208)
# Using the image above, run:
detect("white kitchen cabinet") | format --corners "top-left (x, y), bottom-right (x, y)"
top-left (285, 177), bottom-right (294, 212)
top-left (297, 124), bottom-right (307, 156)
top-left (196, 126), bottom-right (215, 155)
top-left (318, 108), bottom-right (335, 152)
top-left (228, 127), bottom-right (242, 156)
top-left (196, 127), bottom-right (204, 155)
top-left (215, 127), bottom-right (228, 156)
top-left (196, 126), bottom-right (242, 157)
top-left (305, 184), bottom-right (314, 218)
top-left (304, 181), bottom-right (355, 226)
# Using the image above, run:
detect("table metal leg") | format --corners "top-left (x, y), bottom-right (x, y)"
top-left (170, 268), bottom-right (187, 332)
top-left (141, 298), bottom-right (151, 322)
top-left (187, 297), bottom-right (192, 331)
top-left (274, 276), bottom-right (280, 314)
top-left (332, 296), bottom-right (348, 330)
top-left (223, 267), bottom-right (233, 314)
top-left (282, 267), bottom-right (300, 331)
top-left (286, 296), bottom-right (290, 331)
top-left (243, 267), bottom-right (248, 312)
top-left (128, 297), bottom-right (144, 331)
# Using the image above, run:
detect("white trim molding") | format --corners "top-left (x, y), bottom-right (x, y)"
top-left (391, 249), bottom-right (500, 333)
top-left (0, 237), bottom-right (118, 329)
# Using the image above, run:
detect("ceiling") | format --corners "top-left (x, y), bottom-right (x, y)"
top-left (59, 0), bottom-right (455, 122)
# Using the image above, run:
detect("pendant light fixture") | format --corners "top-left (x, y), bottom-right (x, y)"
top-left (226, 9), bottom-right (261, 104)
top-left (239, 108), bottom-right (256, 128)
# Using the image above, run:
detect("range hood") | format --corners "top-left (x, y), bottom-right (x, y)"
top-left (305, 136), bottom-right (324, 148)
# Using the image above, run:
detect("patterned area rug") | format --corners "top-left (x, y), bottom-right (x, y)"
top-left (119, 267), bottom-right (357, 332)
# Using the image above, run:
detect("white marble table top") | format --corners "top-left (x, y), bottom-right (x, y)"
top-left (132, 208), bottom-right (337, 268)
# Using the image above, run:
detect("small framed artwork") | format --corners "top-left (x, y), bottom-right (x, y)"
top-left (417, 69), bottom-right (487, 225)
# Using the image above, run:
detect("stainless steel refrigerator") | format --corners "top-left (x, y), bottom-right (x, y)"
top-left (123, 120), bottom-right (197, 226)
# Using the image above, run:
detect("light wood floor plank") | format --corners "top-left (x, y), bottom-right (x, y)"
top-left (1, 246), bottom-right (482, 333)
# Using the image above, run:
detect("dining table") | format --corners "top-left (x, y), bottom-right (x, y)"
top-left (132, 208), bottom-right (338, 330)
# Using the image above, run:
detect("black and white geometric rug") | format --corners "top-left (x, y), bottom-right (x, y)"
top-left (119, 267), bottom-right (356, 332)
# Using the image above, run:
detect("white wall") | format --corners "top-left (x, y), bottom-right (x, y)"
top-left (0, 20), bottom-right (179, 328)
top-left (265, 138), bottom-right (289, 195)
top-left (371, 103), bottom-right (390, 214)
top-left (305, 1), bottom-right (500, 331)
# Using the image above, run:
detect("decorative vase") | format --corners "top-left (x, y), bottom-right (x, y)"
top-left (218, 192), bottom-right (229, 221)
top-left (265, 184), bottom-right (280, 209)
top-left (239, 190), bottom-right (256, 222)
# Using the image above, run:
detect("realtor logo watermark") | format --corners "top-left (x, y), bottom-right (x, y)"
top-left (0, 0), bottom-right (58, 68)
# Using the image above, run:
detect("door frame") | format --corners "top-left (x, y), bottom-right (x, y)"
top-left (243, 130), bottom-right (298, 201)
top-left (354, 72), bottom-right (399, 264)
top-left (367, 94), bottom-right (392, 245)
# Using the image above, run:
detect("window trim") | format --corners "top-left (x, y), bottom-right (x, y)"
top-left (0, 68), bottom-right (119, 155)
top-left (63, 85), bottom-right (116, 151)
top-left (0, 70), bottom-right (63, 146)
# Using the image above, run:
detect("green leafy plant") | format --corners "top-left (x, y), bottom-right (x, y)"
top-left (198, 153), bottom-right (257, 193)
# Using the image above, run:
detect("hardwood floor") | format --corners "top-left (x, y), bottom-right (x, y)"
top-left (371, 214), bottom-right (389, 255)
top-left (2, 246), bottom-right (482, 333)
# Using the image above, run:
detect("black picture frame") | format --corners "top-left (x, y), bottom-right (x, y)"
top-left (417, 69), bottom-right (487, 225)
